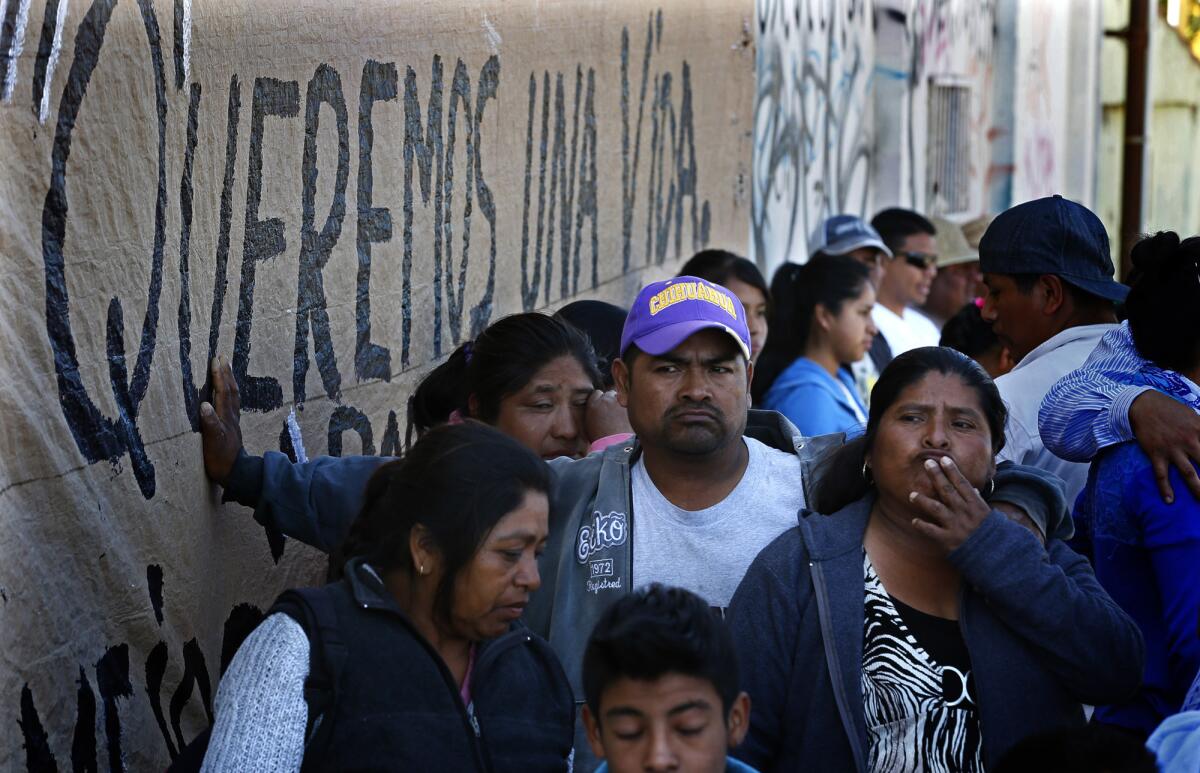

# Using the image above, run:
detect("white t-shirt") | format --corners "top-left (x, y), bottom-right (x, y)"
top-left (630, 437), bottom-right (806, 611)
top-left (872, 304), bottom-right (941, 356)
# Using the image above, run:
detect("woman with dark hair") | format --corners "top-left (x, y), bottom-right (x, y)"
top-left (753, 256), bottom-right (877, 435)
top-left (678, 249), bottom-right (771, 362)
top-left (203, 423), bottom-right (575, 771)
top-left (1074, 231), bottom-right (1200, 737)
top-left (727, 347), bottom-right (1143, 772)
top-left (405, 312), bottom-right (610, 458)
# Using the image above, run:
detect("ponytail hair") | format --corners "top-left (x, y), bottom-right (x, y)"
top-left (753, 255), bottom-right (870, 403)
top-left (406, 345), bottom-right (471, 447)
top-left (1125, 231), bottom-right (1200, 374)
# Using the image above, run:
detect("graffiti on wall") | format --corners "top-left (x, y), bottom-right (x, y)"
top-left (34, 4), bottom-right (709, 506)
top-left (751, 0), bottom-right (874, 269)
top-left (751, 0), bottom-right (999, 267)
top-left (900, 0), bottom-right (997, 214)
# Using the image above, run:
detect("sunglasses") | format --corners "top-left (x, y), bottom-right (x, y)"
top-left (897, 251), bottom-right (939, 270)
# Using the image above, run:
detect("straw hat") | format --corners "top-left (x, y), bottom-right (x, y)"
top-left (930, 216), bottom-right (978, 269)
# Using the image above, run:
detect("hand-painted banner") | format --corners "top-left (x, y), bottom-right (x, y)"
top-left (0, 1), bottom-right (753, 768)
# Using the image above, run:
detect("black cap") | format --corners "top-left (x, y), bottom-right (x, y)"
top-left (979, 195), bottom-right (1128, 303)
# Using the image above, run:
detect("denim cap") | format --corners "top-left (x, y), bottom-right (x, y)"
top-left (808, 214), bottom-right (893, 260)
top-left (979, 195), bottom-right (1129, 303)
top-left (620, 276), bottom-right (751, 360)
top-left (990, 461), bottom-right (1073, 541)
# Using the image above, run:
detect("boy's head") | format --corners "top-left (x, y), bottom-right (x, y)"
top-left (939, 300), bottom-right (1014, 379)
top-left (582, 584), bottom-right (750, 773)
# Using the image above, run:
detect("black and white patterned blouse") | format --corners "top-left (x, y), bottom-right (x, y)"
top-left (861, 552), bottom-right (983, 772)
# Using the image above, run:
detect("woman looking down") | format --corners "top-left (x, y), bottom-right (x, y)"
top-left (202, 423), bottom-right (575, 771)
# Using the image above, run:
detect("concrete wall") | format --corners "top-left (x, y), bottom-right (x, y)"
top-left (1098, 0), bottom-right (1200, 272)
top-left (1010, 0), bottom-right (1102, 207)
top-left (751, 0), bottom-right (877, 267)
top-left (1144, 10), bottom-right (1200, 239)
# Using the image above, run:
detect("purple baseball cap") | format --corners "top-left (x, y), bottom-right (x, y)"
top-left (620, 276), bottom-right (751, 360)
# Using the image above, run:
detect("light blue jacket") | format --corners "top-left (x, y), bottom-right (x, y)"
top-left (761, 358), bottom-right (867, 438)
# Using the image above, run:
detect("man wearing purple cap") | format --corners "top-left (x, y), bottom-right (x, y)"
top-left (526, 276), bottom-right (839, 768)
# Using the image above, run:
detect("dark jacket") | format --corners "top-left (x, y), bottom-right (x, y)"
top-left (275, 558), bottom-right (575, 772)
top-left (726, 495), bottom-right (1145, 772)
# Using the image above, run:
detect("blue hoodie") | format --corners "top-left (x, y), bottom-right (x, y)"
top-left (761, 357), bottom-right (867, 437)
top-left (726, 494), bottom-right (1144, 772)
top-left (1073, 442), bottom-right (1200, 735)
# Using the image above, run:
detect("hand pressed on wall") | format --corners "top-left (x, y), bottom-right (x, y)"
top-left (199, 355), bottom-right (244, 486)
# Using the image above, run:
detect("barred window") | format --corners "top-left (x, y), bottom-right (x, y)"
top-left (926, 82), bottom-right (972, 215)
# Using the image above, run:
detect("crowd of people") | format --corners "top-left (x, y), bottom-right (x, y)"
top-left (186, 194), bottom-right (1200, 772)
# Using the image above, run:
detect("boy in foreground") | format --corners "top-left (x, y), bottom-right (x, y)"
top-left (581, 584), bottom-right (757, 773)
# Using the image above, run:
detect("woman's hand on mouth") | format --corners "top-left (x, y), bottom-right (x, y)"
top-left (907, 455), bottom-right (992, 553)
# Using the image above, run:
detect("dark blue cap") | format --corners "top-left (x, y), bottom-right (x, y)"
top-left (979, 195), bottom-right (1128, 303)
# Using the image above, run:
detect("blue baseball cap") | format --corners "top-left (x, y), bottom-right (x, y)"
top-left (979, 195), bottom-right (1128, 303)
top-left (620, 276), bottom-right (751, 360)
top-left (808, 214), bottom-right (893, 260)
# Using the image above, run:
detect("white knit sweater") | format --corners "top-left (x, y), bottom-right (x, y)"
top-left (201, 614), bottom-right (309, 771)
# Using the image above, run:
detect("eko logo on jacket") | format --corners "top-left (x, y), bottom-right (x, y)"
top-left (576, 511), bottom-right (628, 563)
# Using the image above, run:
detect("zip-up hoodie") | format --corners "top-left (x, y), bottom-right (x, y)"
top-left (761, 357), bottom-right (867, 437)
top-left (725, 494), bottom-right (1145, 772)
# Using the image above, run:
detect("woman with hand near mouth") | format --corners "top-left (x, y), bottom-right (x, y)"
top-left (202, 423), bottom-right (575, 772)
top-left (753, 255), bottom-right (878, 436)
top-left (728, 347), bottom-right (1143, 773)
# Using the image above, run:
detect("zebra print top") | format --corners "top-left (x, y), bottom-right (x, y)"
top-left (861, 552), bottom-right (983, 772)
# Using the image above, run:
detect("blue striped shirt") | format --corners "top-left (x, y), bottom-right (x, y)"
top-left (1038, 322), bottom-right (1200, 462)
